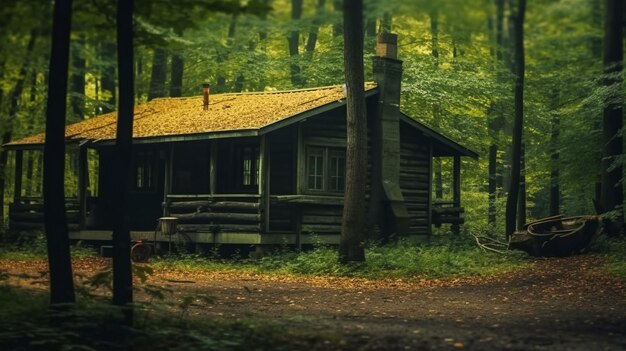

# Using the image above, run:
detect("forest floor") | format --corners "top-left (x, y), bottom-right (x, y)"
top-left (1, 254), bottom-right (625, 350)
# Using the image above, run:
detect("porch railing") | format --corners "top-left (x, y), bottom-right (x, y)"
top-left (9, 197), bottom-right (81, 231)
top-left (163, 194), bottom-right (262, 233)
top-left (432, 200), bottom-right (464, 227)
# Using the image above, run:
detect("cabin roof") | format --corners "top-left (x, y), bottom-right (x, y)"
top-left (6, 84), bottom-right (376, 147)
top-left (400, 114), bottom-right (478, 159)
top-left (5, 83), bottom-right (477, 158)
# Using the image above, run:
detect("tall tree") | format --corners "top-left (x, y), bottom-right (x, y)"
top-left (305, 0), bottom-right (326, 60)
top-left (599, 0), bottom-right (624, 222)
top-left (43, 0), bottom-right (75, 304)
top-left (430, 9), bottom-right (443, 201)
top-left (505, 0), bottom-right (526, 238)
top-left (0, 30), bottom-right (37, 226)
top-left (288, 0), bottom-right (303, 87)
top-left (169, 30), bottom-right (184, 97)
top-left (517, 143), bottom-right (526, 229)
top-left (340, 0), bottom-right (366, 263)
top-left (100, 42), bottom-right (116, 113)
top-left (549, 89), bottom-right (560, 216)
top-left (147, 48), bottom-right (167, 100)
top-left (488, 0), bottom-right (505, 226)
top-left (112, 0), bottom-right (134, 318)
top-left (332, 0), bottom-right (343, 37)
top-left (70, 36), bottom-right (86, 121)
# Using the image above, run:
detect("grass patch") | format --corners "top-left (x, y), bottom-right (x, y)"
top-left (592, 236), bottom-right (626, 277)
top-left (258, 238), bottom-right (527, 279)
top-left (0, 283), bottom-right (337, 351)
top-left (0, 244), bottom-right (97, 261)
top-left (153, 237), bottom-right (528, 280)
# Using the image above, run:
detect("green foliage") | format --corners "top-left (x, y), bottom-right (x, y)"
top-left (592, 236), bottom-right (626, 277)
top-left (0, 234), bottom-right (97, 261)
top-left (154, 238), bottom-right (528, 279)
top-left (0, 0), bottom-right (620, 235)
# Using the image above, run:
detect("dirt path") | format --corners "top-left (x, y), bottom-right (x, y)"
top-left (2, 255), bottom-right (625, 350)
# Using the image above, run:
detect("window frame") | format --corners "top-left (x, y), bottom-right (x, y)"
top-left (235, 144), bottom-right (260, 192)
top-left (133, 149), bottom-right (157, 192)
top-left (304, 145), bottom-right (346, 194)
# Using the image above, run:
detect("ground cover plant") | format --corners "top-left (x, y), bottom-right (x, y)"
top-left (149, 236), bottom-right (530, 280)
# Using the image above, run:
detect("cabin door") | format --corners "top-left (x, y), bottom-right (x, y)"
top-left (127, 146), bottom-right (166, 230)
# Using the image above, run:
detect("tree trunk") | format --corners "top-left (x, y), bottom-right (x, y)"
top-left (70, 36), bottom-right (86, 122)
top-left (600, 0), bottom-right (624, 221)
top-left (26, 72), bottom-right (38, 196)
top-left (100, 42), bottom-right (116, 113)
top-left (288, 0), bottom-right (303, 87)
top-left (216, 14), bottom-right (238, 93)
top-left (305, 0), bottom-right (326, 60)
top-left (488, 0), bottom-right (505, 226)
top-left (169, 53), bottom-right (183, 97)
top-left (549, 90), bottom-right (560, 216)
top-left (0, 29), bottom-right (37, 227)
top-left (169, 32), bottom-right (184, 98)
top-left (488, 144), bottom-right (497, 224)
top-left (148, 48), bottom-right (167, 101)
top-left (430, 10), bottom-right (443, 201)
top-left (112, 0), bottom-right (134, 321)
top-left (517, 143), bottom-right (526, 230)
top-left (258, 0), bottom-right (271, 42)
top-left (43, 0), bottom-right (75, 304)
top-left (332, 0), bottom-right (343, 37)
top-left (589, 0), bottom-right (603, 207)
top-left (504, 0), bottom-right (525, 239)
top-left (340, 0), bottom-right (366, 263)
top-left (380, 13), bottom-right (392, 33)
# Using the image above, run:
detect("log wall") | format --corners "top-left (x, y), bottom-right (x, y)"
top-left (9, 197), bottom-right (81, 231)
top-left (399, 124), bottom-right (432, 235)
top-left (165, 194), bottom-right (262, 234)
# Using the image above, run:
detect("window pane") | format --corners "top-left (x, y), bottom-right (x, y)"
top-left (307, 147), bottom-right (324, 190)
top-left (254, 149), bottom-right (260, 186)
top-left (135, 150), bottom-right (154, 190)
top-left (243, 147), bottom-right (252, 186)
top-left (328, 149), bottom-right (345, 192)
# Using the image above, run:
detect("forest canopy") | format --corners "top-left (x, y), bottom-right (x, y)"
top-left (0, 0), bottom-right (623, 235)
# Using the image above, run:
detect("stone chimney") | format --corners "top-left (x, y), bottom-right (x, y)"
top-left (369, 33), bottom-right (409, 239)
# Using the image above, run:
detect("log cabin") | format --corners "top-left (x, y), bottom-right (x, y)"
top-left (4, 34), bottom-right (477, 248)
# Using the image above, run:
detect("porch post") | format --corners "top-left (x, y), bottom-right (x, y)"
top-left (296, 122), bottom-right (304, 195)
top-left (13, 150), bottom-right (23, 203)
top-left (427, 141), bottom-right (433, 234)
top-left (163, 144), bottom-right (173, 216)
top-left (209, 140), bottom-right (217, 195)
top-left (452, 155), bottom-right (461, 235)
top-left (258, 135), bottom-right (270, 233)
top-left (77, 146), bottom-right (88, 228)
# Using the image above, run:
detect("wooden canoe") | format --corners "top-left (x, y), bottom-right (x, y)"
top-left (509, 215), bottom-right (601, 257)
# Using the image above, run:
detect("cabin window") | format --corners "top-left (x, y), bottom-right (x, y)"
top-left (307, 147), bottom-right (324, 190)
top-left (328, 150), bottom-right (345, 192)
top-left (239, 145), bottom-right (259, 188)
top-left (134, 150), bottom-right (155, 191)
top-left (306, 146), bottom-right (345, 193)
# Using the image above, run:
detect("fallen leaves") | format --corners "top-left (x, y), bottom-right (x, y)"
top-left (9, 83), bottom-right (377, 146)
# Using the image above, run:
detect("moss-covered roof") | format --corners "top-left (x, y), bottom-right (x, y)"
top-left (8, 84), bottom-right (376, 147)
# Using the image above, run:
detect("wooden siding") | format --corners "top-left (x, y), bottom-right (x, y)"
top-left (297, 108), bottom-right (347, 236)
top-left (400, 125), bottom-right (432, 235)
top-left (165, 194), bottom-right (261, 233)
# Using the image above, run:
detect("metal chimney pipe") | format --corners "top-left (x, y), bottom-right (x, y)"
top-left (202, 83), bottom-right (210, 110)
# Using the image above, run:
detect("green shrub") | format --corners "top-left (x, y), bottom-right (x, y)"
top-left (254, 236), bottom-right (526, 279)
top-left (593, 236), bottom-right (626, 277)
